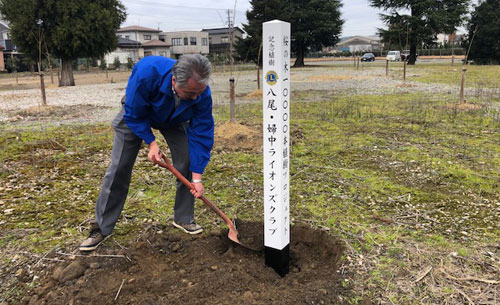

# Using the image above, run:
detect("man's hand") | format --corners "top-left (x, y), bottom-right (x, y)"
top-left (148, 141), bottom-right (162, 163)
top-left (190, 172), bottom-right (204, 198)
top-left (190, 182), bottom-right (204, 198)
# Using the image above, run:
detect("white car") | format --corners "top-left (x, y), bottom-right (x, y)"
top-left (386, 51), bottom-right (401, 61)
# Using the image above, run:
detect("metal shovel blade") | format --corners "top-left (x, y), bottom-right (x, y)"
top-left (154, 155), bottom-right (261, 251)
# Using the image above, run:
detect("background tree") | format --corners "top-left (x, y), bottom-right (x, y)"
top-left (465, 0), bottom-right (499, 65)
top-left (99, 58), bottom-right (107, 70)
top-left (0, 0), bottom-right (126, 86)
top-left (113, 56), bottom-right (121, 70)
top-left (235, 0), bottom-right (343, 67)
top-left (5, 54), bottom-right (19, 73)
top-left (235, 0), bottom-right (284, 65)
top-left (370, 0), bottom-right (470, 65)
top-left (286, 0), bottom-right (343, 67)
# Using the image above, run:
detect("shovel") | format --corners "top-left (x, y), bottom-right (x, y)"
top-left (154, 154), bottom-right (262, 251)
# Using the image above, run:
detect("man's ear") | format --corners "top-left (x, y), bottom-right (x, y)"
top-left (171, 76), bottom-right (176, 86)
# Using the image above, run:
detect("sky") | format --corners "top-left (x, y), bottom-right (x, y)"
top-left (120, 0), bottom-right (387, 37)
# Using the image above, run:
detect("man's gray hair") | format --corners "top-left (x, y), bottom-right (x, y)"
top-left (172, 54), bottom-right (212, 88)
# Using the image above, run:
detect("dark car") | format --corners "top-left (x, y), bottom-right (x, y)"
top-left (361, 53), bottom-right (375, 62)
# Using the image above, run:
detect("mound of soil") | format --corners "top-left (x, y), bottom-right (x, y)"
top-left (23, 222), bottom-right (344, 305)
top-left (245, 89), bottom-right (263, 99)
top-left (214, 122), bottom-right (262, 152)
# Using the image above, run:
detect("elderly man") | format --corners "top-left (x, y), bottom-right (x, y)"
top-left (79, 54), bottom-right (214, 251)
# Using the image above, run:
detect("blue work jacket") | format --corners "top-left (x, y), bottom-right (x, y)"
top-left (123, 56), bottom-right (214, 174)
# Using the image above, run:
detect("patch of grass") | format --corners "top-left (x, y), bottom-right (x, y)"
top-left (409, 63), bottom-right (500, 89)
top-left (1, 83), bottom-right (499, 304)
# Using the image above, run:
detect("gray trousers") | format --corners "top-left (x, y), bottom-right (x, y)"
top-left (95, 106), bottom-right (194, 236)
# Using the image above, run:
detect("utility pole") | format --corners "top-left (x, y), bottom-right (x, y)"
top-left (227, 9), bottom-right (234, 76)
top-left (227, 9), bottom-right (236, 122)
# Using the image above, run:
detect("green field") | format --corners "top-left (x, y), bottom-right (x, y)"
top-left (1, 63), bottom-right (499, 304)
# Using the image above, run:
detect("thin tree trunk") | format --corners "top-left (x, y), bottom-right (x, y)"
top-left (408, 44), bottom-right (417, 65)
top-left (60, 59), bottom-right (75, 86)
top-left (293, 46), bottom-right (305, 68)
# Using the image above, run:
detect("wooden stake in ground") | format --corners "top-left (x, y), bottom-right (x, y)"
top-left (229, 77), bottom-right (235, 122)
top-left (385, 59), bottom-right (389, 76)
top-left (257, 67), bottom-right (260, 90)
top-left (459, 67), bottom-right (467, 103)
top-left (403, 60), bottom-right (407, 82)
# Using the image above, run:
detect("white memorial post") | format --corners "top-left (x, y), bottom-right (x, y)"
top-left (263, 20), bottom-right (290, 277)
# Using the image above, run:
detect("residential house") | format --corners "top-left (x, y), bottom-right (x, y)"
top-left (0, 20), bottom-right (12, 51)
top-left (324, 35), bottom-right (382, 54)
top-left (103, 37), bottom-right (143, 67)
top-left (117, 25), bottom-right (162, 44)
top-left (107, 25), bottom-right (171, 66)
top-left (202, 27), bottom-right (244, 57)
top-left (436, 33), bottom-right (463, 46)
top-left (0, 19), bottom-right (19, 71)
top-left (161, 31), bottom-right (209, 58)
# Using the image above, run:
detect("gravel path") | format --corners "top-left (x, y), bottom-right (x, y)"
top-left (0, 65), bottom-right (493, 123)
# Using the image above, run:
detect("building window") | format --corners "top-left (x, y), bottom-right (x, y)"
top-left (159, 35), bottom-right (165, 42)
top-left (190, 37), bottom-right (197, 45)
top-left (159, 51), bottom-right (167, 57)
top-left (144, 34), bottom-right (151, 40)
top-left (202, 38), bottom-right (208, 46)
top-left (184, 37), bottom-right (188, 45)
top-left (221, 36), bottom-right (229, 43)
top-left (125, 35), bottom-right (130, 40)
top-left (172, 38), bottom-right (182, 46)
top-left (144, 51), bottom-right (152, 56)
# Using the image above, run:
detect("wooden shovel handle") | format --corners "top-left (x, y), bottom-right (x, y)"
top-left (154, 155), bottom-right (235, 228)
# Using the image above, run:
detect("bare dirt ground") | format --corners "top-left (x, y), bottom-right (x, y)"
top-left (17, 222), bottom-right (344, 305)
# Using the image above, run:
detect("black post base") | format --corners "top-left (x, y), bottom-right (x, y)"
top-left (265, 244), bottom-right (290, 277)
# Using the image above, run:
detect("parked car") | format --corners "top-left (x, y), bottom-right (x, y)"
top-left (400, 50), bottom-right (418, 61)
top-left (386, 50), bottom-right (401, 61)
top-left (361, 53), bottom-right (375, 62)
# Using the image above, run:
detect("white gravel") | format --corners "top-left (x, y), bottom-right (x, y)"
top-left (0, 65), bottom-right (496, 123)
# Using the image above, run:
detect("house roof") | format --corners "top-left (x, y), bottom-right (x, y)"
top-left (118, 25), bottom-right (161, 33)
top-left (142, 39), bottom-right (170, 47)
top-left (118, 37), bottom-right (142, 47)
top-left (202, 27), bottom-right (244, 35)
top-left (336, 35), bottom-right (381, 46)
top-left (0, 20), bottom-right (9, 32)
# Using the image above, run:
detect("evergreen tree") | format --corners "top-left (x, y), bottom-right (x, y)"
top-left (286, 0), bottom-right (343, 67)
top-left (370, 0), bottom-right (470, 64)
top-left (235, 0), bottom-right (343, 67)
top-left (235, 0), bottom-right (284, 65)
top-left (0, 0), bottom-right (126, 86)
top-left (466, 0), bottom-right (500, 64)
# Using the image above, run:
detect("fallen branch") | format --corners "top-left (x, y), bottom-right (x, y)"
top-left (457, 288), bottom-right (475, 305)
top-left (441, 268), bottom-right (500, 285)
top-left (55, 252), bottom-right (128, 259)
top-left (114, 279), bottom-right (125, 301)
top-left (33, 245), bottom-right (59, 268)
top-left (414, 266), bottom-right (433, 283)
